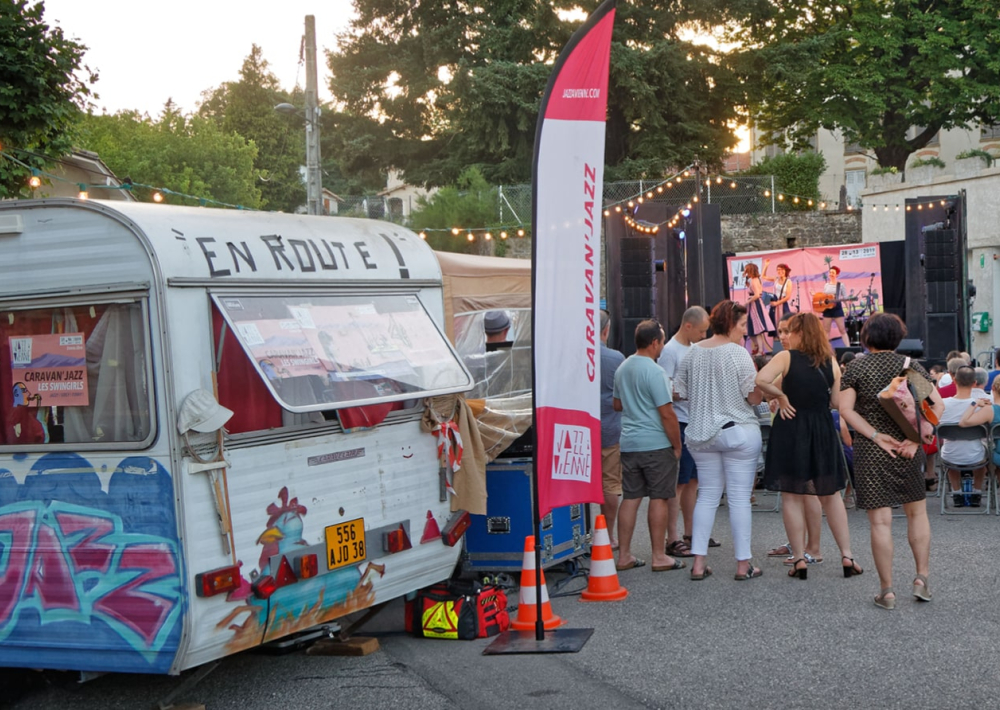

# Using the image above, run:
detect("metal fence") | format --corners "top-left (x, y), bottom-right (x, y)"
top-left (329, 174), bottom-right (807, 224)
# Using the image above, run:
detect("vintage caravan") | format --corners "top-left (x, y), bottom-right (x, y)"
top-left (0, 199), bottom-right (473, 674)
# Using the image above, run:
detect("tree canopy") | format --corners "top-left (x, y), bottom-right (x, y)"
top-left (0, 0), bottom-right (95, 197)
top-left (199, 45), bottom-right (305, 212)
top-left (327, 1), bottom-right (741, 188)
top-left (409, 167), bottom-right (504, 254)
top-left (78, 102), bottom-right (262, 208)
top-left (728, 0), bottom-right (1000, 170)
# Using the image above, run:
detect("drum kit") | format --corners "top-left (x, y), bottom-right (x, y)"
top-left (840, 275), bottom-right (881, 347)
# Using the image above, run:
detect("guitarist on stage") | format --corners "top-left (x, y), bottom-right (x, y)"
top-left (811, 265), bottom-right (848, 342)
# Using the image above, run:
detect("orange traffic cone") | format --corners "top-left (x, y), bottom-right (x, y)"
top-left (510, 536), bottom-right (564, 630)
top-left (580, 514), bottom-right (628, 602)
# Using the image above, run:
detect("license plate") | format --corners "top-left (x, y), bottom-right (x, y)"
top-left (324, 518), bottom-right (367, 570)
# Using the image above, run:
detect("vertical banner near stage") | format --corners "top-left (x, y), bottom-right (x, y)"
top-left (532, 0), bottom-right (615, 518)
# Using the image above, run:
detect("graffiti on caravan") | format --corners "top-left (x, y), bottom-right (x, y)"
top-left (0, 454), bottom-right (183, 673)
top-left (193, 234), bottom-right (388, 278)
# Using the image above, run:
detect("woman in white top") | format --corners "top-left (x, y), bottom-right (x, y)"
top-left (675, 300), bottom-right (765, 581)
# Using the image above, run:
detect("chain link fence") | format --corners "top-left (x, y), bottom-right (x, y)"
top-left (328, 175), bottom-right (810, 224)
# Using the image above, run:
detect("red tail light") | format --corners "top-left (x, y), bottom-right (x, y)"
top-left (442, 510), bottom-right (471, 547)
top-left (252, 574), bottom-right (279, 599)
top-left (299, 553), bottom-right (319, 579)
top-left (383, 525), bottom-right (412, 554)
top-left (195, 565), bottom-right (241, 598)
top-left (274, 556), bottom-right (298, 588)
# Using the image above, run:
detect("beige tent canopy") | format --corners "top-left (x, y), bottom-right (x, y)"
top-left (434, 251), bottom-right (531, 342)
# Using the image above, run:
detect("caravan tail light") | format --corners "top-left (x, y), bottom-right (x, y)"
top-left (252, 575), bottom-right (279, 600)
top-left (383, 525), bottom-right (412, 554)
top-left (299, 554), bottom-right (319, 579)
top-left (195, 565), bottom-right (242, 598)
top-left (442, 510), bottom-right (471, 547)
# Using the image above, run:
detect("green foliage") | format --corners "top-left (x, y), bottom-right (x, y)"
top-left (198, 46), bottom-right (305, 212)
top-left (741, 152), bottom-right (826, 210)
top-left (955, 148), bottom-right (994, 167)
top-left (909, 156), bottom-right (946, 169)
top-left (327, 1), bottom-right (741, 188)
top-left (0, 0), bottom-right (95, 197)
top-left (727, 0), bottom-right (1000, 170)
top-left (869, 166), bottom-right (899, 176)
top-left (77, 103), bottom-right (262, 208)
top-left (409, 167), bottom-right (501, 254)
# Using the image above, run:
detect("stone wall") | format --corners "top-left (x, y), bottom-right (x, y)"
top-left (722, 211), bottom-right (862, 253)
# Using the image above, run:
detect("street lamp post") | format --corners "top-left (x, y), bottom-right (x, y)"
top-left (275, 16), bottom-right (322, 216)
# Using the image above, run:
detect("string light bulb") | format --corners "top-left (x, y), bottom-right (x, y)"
top-left (693, 196), bottom-right (699, 203)
top-left (778, 194), bottom-right (785, 201)
top-left (152, 191), bottom-right (163, 203)
top-left (451, 227), bottom-right (460, 236)
top-left (467, 232), bottom-right (474, 242)
top-left (28, 175), bottom-right (41, 189)
top-left (418, 231), bottom-right (427, 240)
top-left (764, 190), bottom-right (771, 197)
top-left (603, 209), bottom-right (610, 217)
top-left (793, 196), bottom-right (800, 204)
top-left (500, 231), bottom-right (508, 239)
top-left (484, 232), bottom-right (492, 241)
top-left (627, 200), bottom-right (635, 208)
top-left (656, 186), bottom-right (663, 193)
top-left (646, 191), bottom-right (653, 199)
top-left (614, 205), bottom-right (622, 213)
top-left (517, 229), bottom-right (525, 237)
top-left (78, 189), bottom-right (89, 200)
top-left (730, 182), bottom-right (737, 189)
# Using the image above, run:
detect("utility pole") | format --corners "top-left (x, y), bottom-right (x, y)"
top-left (304, 15), bottom-right (322, 215)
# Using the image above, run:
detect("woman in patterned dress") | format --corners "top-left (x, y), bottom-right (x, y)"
top-left (743, 263), bottom-right (773, 356)
top-left (838, 313), bottom-right (944, 609)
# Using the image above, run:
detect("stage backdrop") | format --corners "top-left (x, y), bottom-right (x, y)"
top-left (726, 244), bottom-right (884, 345)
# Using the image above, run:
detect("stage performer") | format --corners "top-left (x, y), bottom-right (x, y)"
top-left (742, 263), bottom-right (773, 355)
top-left (812, 265), bottom-right (848, 342)
top-left (762, 259), bottom-right (794, 328)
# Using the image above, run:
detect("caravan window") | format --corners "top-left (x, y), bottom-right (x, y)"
top-left (213, 293), bottom-right (472, 414)
top-left (0, 300), bottom-right (153, 448)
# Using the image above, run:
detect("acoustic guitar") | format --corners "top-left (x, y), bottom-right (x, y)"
top-left (812, 293), bottom-right (859, 311)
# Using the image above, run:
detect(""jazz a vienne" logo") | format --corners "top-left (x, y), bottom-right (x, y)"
top-left (552, 425), bottom-right (592, 483)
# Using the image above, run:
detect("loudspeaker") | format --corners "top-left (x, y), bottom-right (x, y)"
top-left (896, 339), bottom-right (925, 358)
top-left (925, 314), bottom-right (960, 360)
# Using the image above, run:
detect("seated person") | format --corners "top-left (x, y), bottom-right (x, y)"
top-left (937, 355), bottom-right (969, 399)
top-left (928, 363), bottom-right (945, 385)
top-left (973, 367), bottom-right (990, 400)
top-left (959, 375), bottom-right (1000, 468)
top-left (939, 365), bottom-right (988, 495)
top-left (987, 350), bottom-right (1000, 391)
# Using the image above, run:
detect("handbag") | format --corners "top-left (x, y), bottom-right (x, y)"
top-left (877, 357), bottom-right (935, 444)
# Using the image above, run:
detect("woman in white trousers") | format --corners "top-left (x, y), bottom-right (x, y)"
top-left (674, 300), bottom-right (764, 581)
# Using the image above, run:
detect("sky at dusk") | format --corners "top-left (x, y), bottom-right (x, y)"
top-left (39, 0), bottom-right (356, 116)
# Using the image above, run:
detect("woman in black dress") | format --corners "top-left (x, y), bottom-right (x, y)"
top-left (756, 313), bottom-right (861, 581)
top-left (839, 313), bottom-right (944, 609)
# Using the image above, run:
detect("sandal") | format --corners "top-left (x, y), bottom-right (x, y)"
top-left (665, 539), bottom-right (694, 558)
top-left (685, 534), bottom-right (721, 549)
top-left (842, 556), bottom-right (863, 578)
top-left (912, 574), bottom-right (932, 602)
top-left (768, 543), bottom-right (792, 557)
top-left (874, 587), bottom-right (895, 610)
top-left (734, 563), bottom-right (763, 581)
top-left (690, 566), bottom-right (713, 581)
top-left (788, 558), bottom-right (807, 580)
top-left (615, 558), bottom-right (646, 571)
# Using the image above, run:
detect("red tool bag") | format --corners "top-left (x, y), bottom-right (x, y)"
top-left (405, 580), bottom-right (510, 640)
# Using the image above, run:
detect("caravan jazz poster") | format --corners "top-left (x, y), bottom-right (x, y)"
top-left (9, 333), bottom-right (89, 406)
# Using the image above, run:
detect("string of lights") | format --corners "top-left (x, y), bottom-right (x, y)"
top-left (0, 147), bottom-right (253, 210)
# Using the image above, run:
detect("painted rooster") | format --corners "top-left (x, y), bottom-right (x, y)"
top-left (256, 486), bottom-right (308, 573)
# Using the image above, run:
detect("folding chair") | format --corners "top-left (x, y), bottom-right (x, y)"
top-left (937, 423), bottom-right (992, 515)
top-left (752, 421), bottom-right (781, 513)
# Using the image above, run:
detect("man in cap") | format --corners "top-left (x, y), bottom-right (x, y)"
top-left (484, 310), bottom-right (511, 350)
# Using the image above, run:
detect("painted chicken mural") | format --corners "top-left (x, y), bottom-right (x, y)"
top-left (218, 486), bottom-right (384, 651)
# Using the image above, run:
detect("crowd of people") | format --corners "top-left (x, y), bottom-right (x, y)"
top-left (598, 300), bottom-right (999, 609)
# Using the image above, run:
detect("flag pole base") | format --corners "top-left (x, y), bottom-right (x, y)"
top-left (481, 628), bottom-right (593, 655)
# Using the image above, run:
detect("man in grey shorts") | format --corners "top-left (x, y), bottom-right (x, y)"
top-left (612, 319), bottom-right (684, 572)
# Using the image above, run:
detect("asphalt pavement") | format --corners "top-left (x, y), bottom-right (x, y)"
top-left (10, 494), bottom-right (1000, 710)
